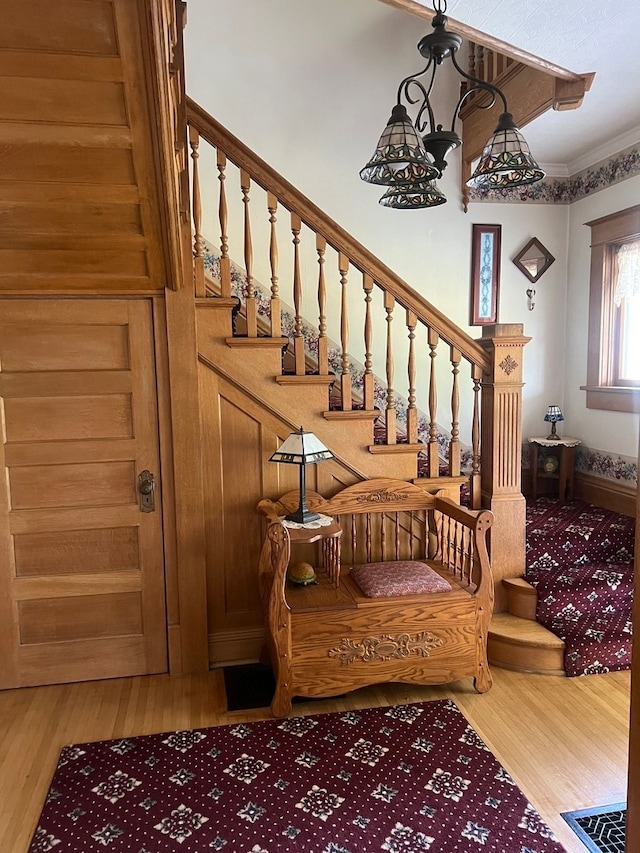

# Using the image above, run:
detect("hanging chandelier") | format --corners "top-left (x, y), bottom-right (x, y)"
top-left (359, 0), bottom-right (545, 208)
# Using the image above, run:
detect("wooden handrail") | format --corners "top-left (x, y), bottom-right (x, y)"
top-left (187, 97), bottom-right (491, 374)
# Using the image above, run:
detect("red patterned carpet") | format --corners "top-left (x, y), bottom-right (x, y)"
top-left (525, 497), bottom-right (635, 676)
top-left (30, 700), bottom-right (567, 852)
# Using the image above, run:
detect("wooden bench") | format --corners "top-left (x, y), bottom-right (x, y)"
top-left (257, 477), bottom-right (494, 717)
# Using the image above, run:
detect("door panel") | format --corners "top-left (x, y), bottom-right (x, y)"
top-left (0, 298), bottom-right (167, 687)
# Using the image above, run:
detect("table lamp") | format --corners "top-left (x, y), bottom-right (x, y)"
top-left (543, 405), bottom-right (564, 440)
top-left (269, 427), bottom-right (334, 524)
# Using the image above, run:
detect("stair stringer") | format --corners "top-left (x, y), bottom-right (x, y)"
top-left (196, 301), bottom-right (420, 482)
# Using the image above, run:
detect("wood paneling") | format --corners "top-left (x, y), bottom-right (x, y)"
top-left (4, 394), bottom-right (133, 442)
top-left (0, 145), bottom-right (136, 186)
top-left (0, 0), bottom-right (170, 293)
top-left (0, 202), bottom-right (143, 238)
top-left (199, 363), bottom-right (364, 666)
top-left (14, 527), bottom-right (139, 577)
top-left (0, 0), bottom-right (118, 55)
top-left (0, 322), bottom-right (129, 371)
top-left (0, 78), bottom-right (127, 125)
top-left (9, 461), bottom-right (136, 510)
top-left (18, 592), bottom-right (142, 644)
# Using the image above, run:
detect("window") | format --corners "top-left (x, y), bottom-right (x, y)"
top-left (613, 241), bottom-right (640, 385)
top-left (584, 205), bottom-right (640, 412)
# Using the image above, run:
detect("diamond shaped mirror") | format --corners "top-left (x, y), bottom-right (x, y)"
top-left (513, 238), bottom-right (555, 283)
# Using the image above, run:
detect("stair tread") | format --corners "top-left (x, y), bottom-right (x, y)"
top-left (489, 612), bottom-right (564, 649)
top-left (368, 443), bottom-right (425, 454)
top-left (503, 577), bottom-right (536, 593)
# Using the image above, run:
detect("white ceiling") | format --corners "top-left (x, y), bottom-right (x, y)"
top-left (400, 0), bottom-right (640, 175)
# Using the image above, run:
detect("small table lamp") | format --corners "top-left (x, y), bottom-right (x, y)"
top-left (543, 405), bottom-right (564, 440)
top-left (269, 427), bottom-right (334, 524)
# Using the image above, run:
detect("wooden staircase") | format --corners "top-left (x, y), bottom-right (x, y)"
top-left (187, 98), bottom-right (535, 662)
top-left (488, 577), bottom-right (565, 675)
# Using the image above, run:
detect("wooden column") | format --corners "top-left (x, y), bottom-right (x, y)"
top-left (478, 324), bottom-right (530, 612)
top-left (163, 237), bottom-right (209, 673)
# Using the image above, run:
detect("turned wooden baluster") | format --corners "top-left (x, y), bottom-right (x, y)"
top-left (240, 168), bottom-right (257, 336)
top-left (384, 291), bottom-right (396, 444)
top-left (339, 252), bottom-right (352, 410)
top-left (394, 512), bottom-right (400, 560)
top-left (427, 327), bottom-right (439, 476)
top-left (449, 346), bottom-right (461, 476)
top-left (477, 45), bottom-right (486, 83)
top-left (291, 213), bottom-right (305, 374)
top-left (217, 149), bottom-right (231, 297)
top-left (364, 513), bottom-right (372, 562)
top-left (189, 125), bottom-right (205, 297)
top-left (316, 235), bottom-right (328, 375)
top-left (406, 308), bottom-right (418, 445)
top-left (267, 192), bottom-right (281, 337)
top-left (470, 364), bottom-right (482, 509)
top-left (362, 274), bottom-right (375, 410)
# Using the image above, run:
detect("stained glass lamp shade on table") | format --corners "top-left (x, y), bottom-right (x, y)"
top-left (268, 427), bottom-right (334, 524)
top-left (544, 405), bottom-right (564, 440)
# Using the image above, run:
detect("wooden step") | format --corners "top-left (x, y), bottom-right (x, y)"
top-left (195, 303), bottom-right (419, 481)
top-left (488, 613), bottom-right (565, 676)
top-left (503, 577), bottom-right (537, 620)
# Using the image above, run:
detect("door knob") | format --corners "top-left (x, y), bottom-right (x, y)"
top-left (138, 470), bottom-right (155, 512)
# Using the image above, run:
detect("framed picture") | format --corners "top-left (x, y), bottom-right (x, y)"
top-left (470, 224), bottom-right (501, 325)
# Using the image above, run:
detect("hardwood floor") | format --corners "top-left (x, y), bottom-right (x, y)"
top-left (0, 667), bottom-right (629, 853)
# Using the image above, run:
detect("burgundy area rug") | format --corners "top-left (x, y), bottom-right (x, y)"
top-left (30, 699), bottom-right (567, 852)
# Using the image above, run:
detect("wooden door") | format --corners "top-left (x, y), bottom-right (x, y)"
top-left (0, 298), bottom-right (167, 688)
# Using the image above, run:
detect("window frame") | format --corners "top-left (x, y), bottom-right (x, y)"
top-left (583, 204), bottom-right (640, 413)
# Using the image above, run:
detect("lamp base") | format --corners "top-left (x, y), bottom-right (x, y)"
top-left (284, 508), bottom-right (321, 525)
top-left (546, 432), bottom-right (561, 441)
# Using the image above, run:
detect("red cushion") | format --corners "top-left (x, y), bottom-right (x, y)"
top-left (350, 561), bottom-right (452, 598)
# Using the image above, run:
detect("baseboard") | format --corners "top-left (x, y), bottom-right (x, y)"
top-left (208, 627), bottom-right (264, 668)
top-left (574, 472), bottom-right (636, 517)
top-left (522, 468), bottom-right (636, 517)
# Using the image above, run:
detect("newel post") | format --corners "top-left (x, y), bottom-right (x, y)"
top-left (478, 324), bottom-right (531, 611)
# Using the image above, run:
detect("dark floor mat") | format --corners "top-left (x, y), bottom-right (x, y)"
top-left (223, 663), bottom-right (344, 711)
top-left (561, 803), bottom-right (626, 853)
top-left (223, 663), bottom-right (275, 711)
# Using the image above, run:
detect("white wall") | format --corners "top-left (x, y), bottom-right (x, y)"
top-left (185, 0), bottom-right (636, 455)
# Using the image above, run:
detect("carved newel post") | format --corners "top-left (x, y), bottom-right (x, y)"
top-left (478, 324), bottom-right (531, 611)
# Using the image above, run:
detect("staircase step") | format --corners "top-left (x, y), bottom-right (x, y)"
top-left (324, 409), bottom-right (380, 421)
top-left (226, 336), bottom-right (289, 348)
top-left (275, 374), bottom-right (336, 386)
top-left (368, 443), bottom-right (425, 455)
top-left (488, 612), bottom-right (565, 676)
top-left (504, 577), bottom-right (537, 620)
top-left (196, 304), bottom-right (419, 480)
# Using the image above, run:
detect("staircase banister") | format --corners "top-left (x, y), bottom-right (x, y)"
top-left (187, 97), bottom-right (491, 373)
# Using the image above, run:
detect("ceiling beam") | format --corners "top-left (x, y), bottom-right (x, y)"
top-left (376, 0), bottom-right (593, 83)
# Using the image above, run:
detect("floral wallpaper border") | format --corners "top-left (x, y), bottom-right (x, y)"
top-left (523, 443), bottom-right (638, 488)
top-left (469, 142), bottom-right (640, 205)
top-left (574, 445), bottom-right (638, 488)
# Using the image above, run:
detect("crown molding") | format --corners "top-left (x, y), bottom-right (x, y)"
top-left (569, 127), bottom-right (640, 175)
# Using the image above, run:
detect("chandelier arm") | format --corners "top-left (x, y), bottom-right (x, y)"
top-left (397, 62), bottom-right (436, 133)
top-left (449, 51), bottom-right (508, 119)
